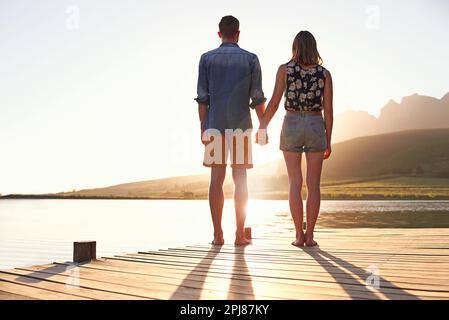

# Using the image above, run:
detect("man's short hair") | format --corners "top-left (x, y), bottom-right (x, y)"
top-left (219, 15), bottom-right (239, 38)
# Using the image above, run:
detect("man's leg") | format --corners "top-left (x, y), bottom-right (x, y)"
top-left (209, 166), bottom-right (226, 245)
top-left (305, 151), bottom-right (324, 247)
top-left (232, 167), bottom-right (250, 246)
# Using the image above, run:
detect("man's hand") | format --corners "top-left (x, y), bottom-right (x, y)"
top-left (255, 128), bottom-right (269, 145)
top-left (201, 129), bottom-right (207, 145)
top-left (323, 145), bottom-right (332, 160)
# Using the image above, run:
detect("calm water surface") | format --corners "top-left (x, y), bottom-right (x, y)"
top-left (1, 199), bottom-right (449, 269)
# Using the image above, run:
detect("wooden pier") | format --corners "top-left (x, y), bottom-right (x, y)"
top-left (1, 228), bottom-right (449, 300)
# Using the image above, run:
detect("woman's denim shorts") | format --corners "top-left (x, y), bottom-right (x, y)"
top-left (280, 111), bottom-right (327, 153)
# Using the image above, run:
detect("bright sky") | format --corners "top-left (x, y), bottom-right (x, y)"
top-left (1, 0), bottom-right (448, 194)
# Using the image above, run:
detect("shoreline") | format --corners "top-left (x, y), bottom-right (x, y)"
top-left (1, 194), bottom-right (449, 201)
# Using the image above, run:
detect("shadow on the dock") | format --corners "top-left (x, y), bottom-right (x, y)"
top-left (170, 246), bottom-right (221, 299)
top-left (304, 248), bottom-right (419, 300)
top-left (227, 246), bottom-right (254, 299)
top-left (15, 263), bottom-right (81, 284)
top-left (170, 245), bottom-right (255, 299)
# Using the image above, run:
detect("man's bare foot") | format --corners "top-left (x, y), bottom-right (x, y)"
top-left (211, 238), bottom-right (224, 245)
top-left (291, 232), bottom-right (305, 247)
top-left (211, 232), bottom-right (224, 246)
top-left (304, 232), bottom-right (318, 247)
top-left (234, 233), bottom-right (251, 246)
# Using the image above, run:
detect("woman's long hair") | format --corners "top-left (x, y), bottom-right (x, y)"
top-left (292, 31), bottom-right (323, 65)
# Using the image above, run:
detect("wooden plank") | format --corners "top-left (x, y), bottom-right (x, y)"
top-left (0, 289), bottom-right (37, 300)
top-left (0, 270), bottom-right (146, 300)
top-left (0, 279), bottom-right (86, 300)
top-left (149, 248), bottom-right (449, 267)
top-left (132, 251), bottom-right (449, 285)
top-left (186, 244), bottom-right (449, 257)
top-left (54, 259), bottom-right (449, 299)
top-left (103, 256), bottom-right (448, 299)
top-left (86, 257), bottom-right (449, 288)
top-left (117, 253), bottom-right (449, 278)
top-left (1, 266), bottom-right (263, 300)
top-left (17, 264), bottom-right (355, 300)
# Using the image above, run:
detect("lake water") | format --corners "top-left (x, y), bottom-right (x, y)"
top-left (1, 199), bottom-right (449, 270)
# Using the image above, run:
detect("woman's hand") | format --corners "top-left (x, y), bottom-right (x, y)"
top-left (323, 145), bottom-right (332, 160)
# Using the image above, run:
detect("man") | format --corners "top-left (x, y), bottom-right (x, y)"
top-left (195, 15), bottom-right (266, 246)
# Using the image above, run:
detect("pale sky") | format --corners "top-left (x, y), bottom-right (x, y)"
top-left (1, 0), bottom-right (448, 194)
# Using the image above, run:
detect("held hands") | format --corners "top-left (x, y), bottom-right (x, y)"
top-left (255, 127), bottom-right (269, 145)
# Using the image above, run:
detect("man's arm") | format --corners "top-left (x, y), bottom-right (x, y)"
top-left (323, 70), bottom-right (333, 160)
top-left (249, 55), bottom-right (267, 124)
top-left (195, 55), bottom-right (209, 144)
top-left (198, 103), bottom-right (208, 144)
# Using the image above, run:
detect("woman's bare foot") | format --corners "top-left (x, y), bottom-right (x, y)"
top-left (211, 231), bottom-right (224, 246)
top-left (234, 233), bottom-right (251, 246)
top-left (304, 232), bottom-right (318, 247)
top-left (291, 232), bottom-right (305, 247)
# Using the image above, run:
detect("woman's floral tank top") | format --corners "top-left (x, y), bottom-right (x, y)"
top-left (284, 60), bottom-right (327, 112)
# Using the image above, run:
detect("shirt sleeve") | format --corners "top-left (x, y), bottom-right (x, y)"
top-left (194, 54), bottom-right (209, 105)
top-left (249, 55), bottom-right (267, 109)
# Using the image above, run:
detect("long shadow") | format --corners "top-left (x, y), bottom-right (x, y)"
top-left (303, 247), bottom-right (419, 300)
top-left (227, 246), bottom-right (254, 299)
top-left (170, 246), bottom-right (221, 299)
top-left (14, 263), bottom-right (82, 284)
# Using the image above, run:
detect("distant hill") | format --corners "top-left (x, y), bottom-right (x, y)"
top-left (333, 93), bottom-right (449, 142)
top-left (320, 128), bottom-right (449, 180)
top-left (51, 128), bottom-right (449, 199)
top-left (56, 174), bottom-right (211, 198)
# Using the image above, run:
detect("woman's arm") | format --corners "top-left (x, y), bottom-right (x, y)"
top-left (323, 71), bottom-right (333, 159)
top-left (259, 64), bottom-right (286, 129)
top-left (254, 103), bottom-right (266, 125)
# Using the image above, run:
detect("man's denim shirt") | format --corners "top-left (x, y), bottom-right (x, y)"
top-left (195, 42), bottom-right (266, 133)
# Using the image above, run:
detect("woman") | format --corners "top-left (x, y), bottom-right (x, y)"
top-left (259, 30), bottom-right (333, 247)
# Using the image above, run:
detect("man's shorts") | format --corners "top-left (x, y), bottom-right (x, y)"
top-left (203, 129), bottom-right (253, 169)
top-left (280, 112), bottom-right (327, 153)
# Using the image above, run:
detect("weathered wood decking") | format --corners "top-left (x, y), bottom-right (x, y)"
top-left (1, 228), bottom-right (449, 300)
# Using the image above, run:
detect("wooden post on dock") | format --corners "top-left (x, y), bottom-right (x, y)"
top-left (73, 241), bottom-right (96, 263)
top-left (245, 227), bottom-right (252, 239)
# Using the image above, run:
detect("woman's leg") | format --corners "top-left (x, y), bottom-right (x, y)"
top-left (283, 151), bottom-right (305, 246)
top-left (305, 151), bottom-right (324, 246)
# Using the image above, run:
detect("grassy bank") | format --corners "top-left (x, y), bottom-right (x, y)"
top-left (2, 176), bottom-right (449, 201)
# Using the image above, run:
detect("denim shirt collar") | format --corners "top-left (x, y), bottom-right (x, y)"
top-left (220, 42), bottom-right (239, 48)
